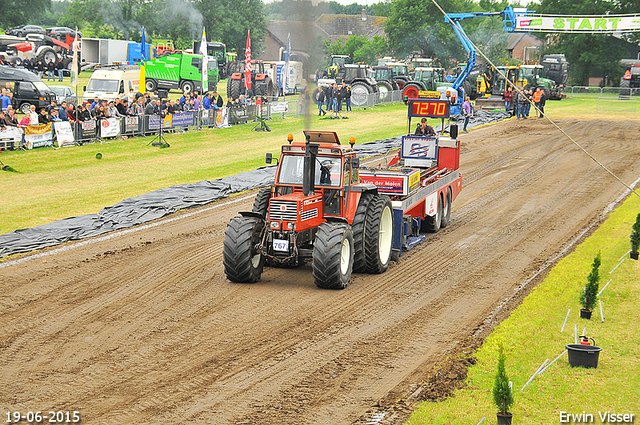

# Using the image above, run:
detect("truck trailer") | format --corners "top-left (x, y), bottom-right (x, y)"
top-left (143, 52), bottom-right (218, 94)
top-left (223, 97), bottom-right (462, 289)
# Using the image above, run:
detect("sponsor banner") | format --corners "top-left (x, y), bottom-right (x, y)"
top-left (148, 115), bottom-right (161, 131)
top-left (163, 114), bottom-right (172, 128)
top-left (516, 15), bottom-right (640, 32)
top-left (100, 118), bottom-right (121, 138)
top-left (0, 127), bottom-right (23, 149)
top-left (125, 116), bottom-right (139, 133)
top-left (401, 135), bottom-right (438, 160)
top-left (270, 102), bottom-right (289, 114)
top-left (418, 90), bottom-right (442, 99)
top-left (24, 123), bottom-right (54, 149)
top-left (171, 112), bottom-right (194, 128)
top-left (81, 120), bottom-right (97, 138)
top-left (54, 121), bottom-right (75, 147)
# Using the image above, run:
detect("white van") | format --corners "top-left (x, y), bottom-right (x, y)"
top-left (83, 65), bottom-right (140, 103)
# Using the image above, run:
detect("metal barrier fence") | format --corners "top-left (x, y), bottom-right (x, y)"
top-left (565, 86), bottom-right (639, 114)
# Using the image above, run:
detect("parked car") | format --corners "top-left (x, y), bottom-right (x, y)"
top-left (48, 85), bottom-right (77, 105)
top-left (46, 27), bottom-right (82, 41)
top-left (5, 25), bottom-right (45, 37)
top-left (0, 65), bottom-right (56, 113)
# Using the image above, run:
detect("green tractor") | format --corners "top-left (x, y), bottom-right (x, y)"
top-left (401, 66), bottom-right (448, 100)
top-left (516, 64), bottom-right (556, 98)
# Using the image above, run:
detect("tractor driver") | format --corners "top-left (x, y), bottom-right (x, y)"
top-left (319, 159), bottom-right (334, 185)
top-left (415, 117), bottom-right (436, 137)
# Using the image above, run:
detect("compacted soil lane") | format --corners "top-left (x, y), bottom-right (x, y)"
top-left (1, 119), bottom-right (639, 424)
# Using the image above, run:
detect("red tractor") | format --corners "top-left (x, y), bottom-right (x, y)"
top-left (224, 98), bottom-right (463, 289)
top-left (226, 60), bottom-right (276, 99)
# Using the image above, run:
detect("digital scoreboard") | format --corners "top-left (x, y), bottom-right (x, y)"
top-left (408, 99), bottom-right (450, 119)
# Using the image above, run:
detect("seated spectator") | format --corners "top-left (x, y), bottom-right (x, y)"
top-left (38, 108), bottom-right (50, 124)
top-left (0, 111), bottom-right (7, 130)
top-left (19, 114), bottom-right (31, 127)
top-left (5, 107), bottom-right (18, 127)
top-left (58, 102), bottom-right (69, 121)
top-left (1, 89), bottom-right (10, 112)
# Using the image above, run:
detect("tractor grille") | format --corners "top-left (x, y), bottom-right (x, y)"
top-left (269, 200), bottom-right (298, 221)
top-left (301, 208), bottom-right (318, 221)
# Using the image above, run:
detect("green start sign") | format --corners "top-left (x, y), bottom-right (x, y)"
top-left (516, 15), bottom-right (640, 33)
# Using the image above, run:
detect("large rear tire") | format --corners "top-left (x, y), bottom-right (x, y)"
top-left (312, 222), bottom-right (354, 289)
top-left (145, 79), bottom-right (157, 92)
top-left (350, 82), bottom-right (371, 107)
top-left (620, 78), bottom-right (631, 99)
top-left (352, 192), bottom-right (374, 273)
top-left (421, 193), bottom-right (443, 233)
top-left (223, 217), bottom-right (265, 283)
top-left (403, 83), bottom-right (423, 100)
top-left (440, 188), bottom-right (452, 228)
top-left (37, 47), bottom-right (57, 64)
top-left (228, 78), bottom-right (242, 100)
top-left (377, 80), bottom-right (394, 102)
top-left (364, 195), bottom-right (393, 274)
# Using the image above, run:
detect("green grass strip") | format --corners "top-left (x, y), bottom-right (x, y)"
top-left (406, 194), bottom-right (640, 424)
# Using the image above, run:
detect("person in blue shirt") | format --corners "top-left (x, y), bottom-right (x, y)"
top-left (0, 89), bottom-right (10, 112)
top-left (58, 102), bottom-right (69, 121)
top-left (90, 97), bottom-right (100, 110)
top-left (202, 93), bottom-right (212, 110)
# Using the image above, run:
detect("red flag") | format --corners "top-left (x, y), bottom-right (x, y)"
top-left (245, 30), bottom-right (252, 90)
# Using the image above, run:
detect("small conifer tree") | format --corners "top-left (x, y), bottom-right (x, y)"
top-left (630, 213), bottom-right (640, 254)
top-left (579, 253), bottom-right (601, 312)
top-left (493, 344), bottom-right (514, 415)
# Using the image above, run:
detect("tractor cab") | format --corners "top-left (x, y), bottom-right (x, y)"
top-left (269, 131), bottom-right (360, 236)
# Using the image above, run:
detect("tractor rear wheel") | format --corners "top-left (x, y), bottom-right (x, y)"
top-left (352, 192), bottom-right (374, 273)
top-left (37, 47), bottom-right (57, 64)
top-left (364, 195), bottom-right (393, 274)
top-left (377, 80), bottom-right (394, 102)
top-left (350, 82), bottom-right (371, 107)
top-left (441, 188), bottom-right (452, 228)
top-left (252, 187), bottom-right (271, 219)
top-left (312, 222), bottom-right (354, 289)
top-left (620, 78), bottom-right (631, 99)
top-left (223, 217), bottom-right (265, 283)
top-left (421, 193), bottom-right (443, 233)
top-left (403, 83), bottom-right (423, 100)
top-left (228, 78), bottom-right (242, 100)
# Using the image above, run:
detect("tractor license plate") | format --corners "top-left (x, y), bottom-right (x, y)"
top-left (273, 239), bottom-right (289, 252)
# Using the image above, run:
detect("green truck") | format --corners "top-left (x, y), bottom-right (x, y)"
top-left (144, 52), bottom-right (219, 94)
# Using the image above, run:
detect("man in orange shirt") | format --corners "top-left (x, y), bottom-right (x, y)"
top-left (533, 87), bottom-right (542, 118)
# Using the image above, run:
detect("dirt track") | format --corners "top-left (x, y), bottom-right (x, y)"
top-left (2, 118), bottom-right (640, 425)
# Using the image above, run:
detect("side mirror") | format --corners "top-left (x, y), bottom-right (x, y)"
top-left (351, 157), bottom-right (360, 169)
top-left (83, 86), bottom-right (86, 92)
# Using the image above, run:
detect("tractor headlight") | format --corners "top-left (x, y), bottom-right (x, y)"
top-left (286, 222), bottom-right (295, 230)
top-left (270, 221), bottom-right (280, 229)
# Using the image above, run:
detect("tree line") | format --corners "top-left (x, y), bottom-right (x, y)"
top-left (1, 0), bottom-right (636, 85)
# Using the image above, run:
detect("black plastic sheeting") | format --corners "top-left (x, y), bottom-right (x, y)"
top-left (0, 111), bottom-right (509, 258)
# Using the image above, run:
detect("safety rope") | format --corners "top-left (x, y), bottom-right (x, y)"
top-left (430, 0), bottom-right (640, 199)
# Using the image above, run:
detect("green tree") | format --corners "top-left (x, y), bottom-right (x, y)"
top-left (493, 344), bottom-right (514, 415)
top-left (196, 0), bottom-right (267, 58)
top-left (325, 35), bottom-right (389, 64)
top-left (579, 253), bottom-right (601, 312)
top-left (0, 0), bottom-right (52, 28)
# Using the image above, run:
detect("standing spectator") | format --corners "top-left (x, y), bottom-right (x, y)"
top-left (49, 108), bottom-right (61, 122)
top-left (22, 58), bottom-right (32, 73)
top-left (145, 99), bottom-right (157, 115)
top-left (36, 60), bottom-right (46, 78)
top-left (47, 59), bottom-right (56, 81)
top-left (46, 100), bottom-right (58, 114)
top-left (216, 93), bottom-right (224, 109)
top-left (58, 102), bottom-right (69, 121)
top-left (4, 82), bottom-right (12, 94)
top-left (337, 83), bottom-right (347, 112)
top-left (90, 97), bottom-right (100, 110)
top-left (532, 87), bottom-right (542, 118)
top-left (56, 58), bottom-right (64, 82)
top-left (524, 88), bottom-right (533, 118)
top-left (325, 85), bottom-right (333, 112)
top-left (462, 96), bottom-right (472, 133)
top-left (66, 104), bottom-right (78, 122)
top-left (0, 89), bottom-right (10, 112)
top-left (202, 92), bottom-right (212, 110)
top-left (344, 86), bottom-right (352, 112)
top-left (193, 93), bottom-right (201, 110)
top-left (127, 88), bottom-right (135, 105)
top-left (515, 89), bottom-right (527, 120)
top-left (538, 89), bottom-right (547, 118)
top-left (331, 83), bottom-right (339, 112)
top-left (0, 111), bottom-right (7, 130)
top-left (78, 104), bottom-right (91, 121)
top-left (504, 87), bottom-right (513, 115)
top-left (316, 86), bottom-right (326, 116)
top-left (117, 99), bottom-right (128, 116)
top-left (107, 101), bottom-right (120, 118)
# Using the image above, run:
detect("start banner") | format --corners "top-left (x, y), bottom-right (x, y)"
top-left (516, 14), bottom-right (640, 32)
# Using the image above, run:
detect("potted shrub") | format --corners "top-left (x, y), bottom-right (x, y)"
top-left (579, 253), bottom-right (601, 319)
top-left (630, 213), bottom-right (640, 260)
top-left (493, 344), bottom-right (514, 424)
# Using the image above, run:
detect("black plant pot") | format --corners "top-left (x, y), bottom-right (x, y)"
top-left (631, 251), bottom-right (639, 260)
top-left (580, 309), bottom-right (592, 319)
top-left (497, 412), bottom-right (513, 425)
top-left (567, 344), bottom-right (602, 368)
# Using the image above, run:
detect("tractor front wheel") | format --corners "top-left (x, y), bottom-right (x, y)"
top-left (223, 217), bottom-right (265, 283)
top-left (252, 187), bottom-right (271, 219)
top-left (312, 222), bottom-right (354, 289)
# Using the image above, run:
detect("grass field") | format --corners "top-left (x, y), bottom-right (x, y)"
top-left (405, 194), bottom-right (640, 424)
